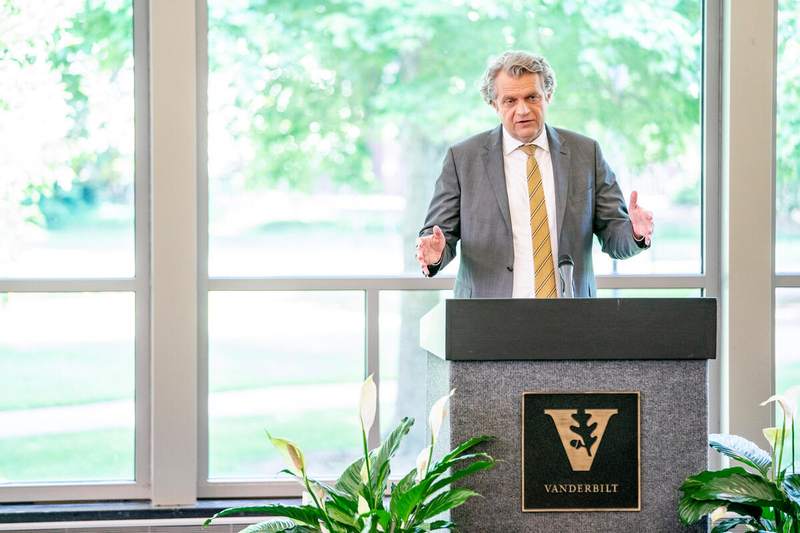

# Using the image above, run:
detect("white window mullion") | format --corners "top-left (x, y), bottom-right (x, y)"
top-left (366, 288), bottom-right (381, 449)
top-left (134, 0), bottom-right (153, 496)
top-left (195, 0), bottom-right (211, 490)
top-left (150, 0), bottom-right (199, 506)
top-left (704, 0), bottom-right (724, 467)
top-left (721, 0), bottom-right (777, 443)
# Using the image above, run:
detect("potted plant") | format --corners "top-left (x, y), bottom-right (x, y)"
top-left (678, 386), bottom-right (800, 532)
top-left (204, 375), bottom-right (495, 532)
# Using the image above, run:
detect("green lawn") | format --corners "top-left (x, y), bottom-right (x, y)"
top-left (209, 339), bottom-right (364, 393)
top-left (0, 427), bottom-right (134, 483)
top-left (0, 342), bottom-right (134, 410)
top-left (208, 409), bottom-right (364, 480)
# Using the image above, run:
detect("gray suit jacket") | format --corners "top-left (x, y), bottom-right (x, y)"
top-left (420, 124), bottom-right (647, 298)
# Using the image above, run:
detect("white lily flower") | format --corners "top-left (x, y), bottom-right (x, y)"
top-left (302, 491), bottom-right (312, 506)
top-left (430, 389), bottom-right (455, 445)
top-left (267, 432), bottom-right (307, 476)
top-left (358, 494), bottom-right (370, 515)
top-left (360, 459), bottom-right (369, 484)
top-left (416, 445), bottom-right (432, 483)
top-left (761, 385), bottom-right (800, 426)
top-left (709, 505), bottom-right (727, 524)
top-left (359, 374), bottom-right (378, 436)
top-left (764, 427), bottom-right (789, 449)
top-left (308, 481), bottom-right (326, 510)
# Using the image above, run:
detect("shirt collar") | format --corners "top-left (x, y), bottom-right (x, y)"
top-left (501, 125), bottom-right (550, 155)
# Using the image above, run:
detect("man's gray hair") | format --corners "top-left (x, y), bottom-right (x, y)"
top-left (479, 51), bottom-right (557, 105)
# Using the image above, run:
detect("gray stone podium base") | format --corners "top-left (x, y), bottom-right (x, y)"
top-left (427, 355), bottom-right (709, 533)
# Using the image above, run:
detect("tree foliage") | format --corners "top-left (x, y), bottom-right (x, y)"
top-left (6, 0), bottom-right (800, 227)
top-left (1, 0), bottom-right (133, 230)
top-left (777, 5), bottom-right (800, 216)
top-left (210, 0), bottom-right (702, 194)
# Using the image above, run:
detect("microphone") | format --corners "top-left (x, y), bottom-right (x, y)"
top-left (558, 254), bottom-right (575, 298)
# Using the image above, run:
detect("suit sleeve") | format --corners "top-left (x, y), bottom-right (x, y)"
top-left (592, 142), bottom-right (649, 259)
top-left (419, 147), bottom-right (462, 276)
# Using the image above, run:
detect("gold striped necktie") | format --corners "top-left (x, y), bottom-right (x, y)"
top-left (520, 144), bottom-right (556, 298)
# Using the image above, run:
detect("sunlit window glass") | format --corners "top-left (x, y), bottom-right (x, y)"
top-left (0, 1), bottom-right (135, 279)
top-left (776, 289), bottom-right (800, 461)
top-left (0, 293), bottom-right (135, 483)
top-left (207, 291), bottom-right (365, 480)
top-left (379, 290), bottom-right (452, 475)
top-left (597, 288), bottom-right (703, 298)
top-left (777, 2), bottom-right (800, 273)
top-left (207, 1), bottom-right (701, 278)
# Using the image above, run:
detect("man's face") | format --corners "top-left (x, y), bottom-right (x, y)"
top-left (492, 70), bottom-right (551, 144)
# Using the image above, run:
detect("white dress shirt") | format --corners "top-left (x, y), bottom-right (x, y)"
top-left (501, 126), bottom-right (561, 298)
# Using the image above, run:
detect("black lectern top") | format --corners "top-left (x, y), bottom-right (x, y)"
top-left (419, 298), bottom-right (717, 361)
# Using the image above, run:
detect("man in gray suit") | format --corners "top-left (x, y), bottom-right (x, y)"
top-left (416, 51), bottom-right (654, 298)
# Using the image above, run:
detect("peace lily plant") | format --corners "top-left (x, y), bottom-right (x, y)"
top-left (204, 376), bottom-right (495, 533)
top-left (679, 385), bottom-right (800, 532)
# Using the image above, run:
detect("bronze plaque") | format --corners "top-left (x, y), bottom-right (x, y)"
top-left (522, 392), bottom-right (641, 512)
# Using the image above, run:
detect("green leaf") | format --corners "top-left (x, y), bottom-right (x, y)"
top-left (371, 509), bottom-right (391, 530)
top-left (280, 472), bottom-right (356, 510)
top-left (389, 468), bottom-right (417, 521)
top-left (416, 488), bottom-right (480, 521)
top-left (336, 418), bottom-right (415, 503)
top-left (426, 442), bottom-right (495, 480)
top-left (784, 473), bottom-right (800, 504)
top-left (370, 417), bottom-right (414, 491)
top-left (375, 459), bottom-right (392, 504)
top-left (437, 436), bottom-right (495, 468)
top-left (684, 469), bottom-right (789, 510)
top-left (326, 503), bottom-right (359, 527)
top-left (711, 517), bottom-right (763, 533)
top-left (392, 482), bottom-right (428, 524)
top-left (360, 515), bottom-right (378, 533)
top-left (426, 451), bottom-right (494, 481)
top-left (426, 458), bottom-right (494, 495)
top-left (677, 495), bottom-right (725, 525)
top-left (336, 456), bottom-right (366, 498)
top-left (709, 434), bottom-right (773, 477)
top-left (203, 505), bottom-right (326, 528)
top-left (304, 477), bottom-right (358, 512)
top-left (678, 490), bottom-right (764, 527)
top-left (681, 467), bottom-right (749, 494)
top-left (237, 519), bottom-right (297, 533)
top-left (414, 520), bottom-right (457, 531)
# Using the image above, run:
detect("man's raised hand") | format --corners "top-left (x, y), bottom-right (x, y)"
top-left (629, 191), bottom-right (654, 246)
top-left (416, 225), bottom-right (446, 276)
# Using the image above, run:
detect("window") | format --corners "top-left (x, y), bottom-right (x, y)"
top-left (202, 0), bottom-right (708, 497)
top-left (775, 0), bottom-right (800, 458)
top-left (776, 2), bottom-right (800, 274)
top-left (1, 0), bottom-right (724, 504)
top-left (0, 0), bottom-right (148, 500)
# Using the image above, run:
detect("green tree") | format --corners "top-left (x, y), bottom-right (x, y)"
top-left (207, 0), bottom-right (703, 457)
top-left (777, 4), bottom-right (800, 223)
top-left (1, 0), bottom-right (133, 231)
top-left (210, 0), bottom-right (701, 258)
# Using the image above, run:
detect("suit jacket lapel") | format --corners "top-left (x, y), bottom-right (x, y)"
top-left (547, 124), bottom-right (570, 242)
top-left (483, 124), bottom-right (512, 232)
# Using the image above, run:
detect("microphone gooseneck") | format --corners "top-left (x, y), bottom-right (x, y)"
top-left (558, 253), bottom-right (575, 298)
